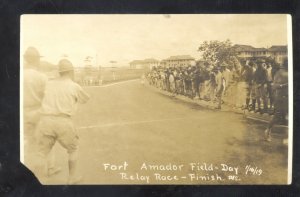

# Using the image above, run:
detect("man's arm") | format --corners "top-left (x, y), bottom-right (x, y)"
top-left (38, 73), bottom-right (48, 100)
top-left (76, 85), bottom-right (90, 104)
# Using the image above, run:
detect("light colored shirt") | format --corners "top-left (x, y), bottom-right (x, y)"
top-left (23, 68), bottom-right (48, 108)
top-left (266, 67), bottom-right (273, 82)
top-left (215, 71), bottom-right (223, 91)
top-left (222, 69), bottom-right (231, 86)
top-left (40, 78), bottom-right (90, 116)
top-left (273, 69), bottom-right (288, 97)
top-left (169, 74), bottom-right (175, 83)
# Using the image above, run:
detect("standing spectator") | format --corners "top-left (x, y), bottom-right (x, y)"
top-left (178, 71), bottom-right (185, 95)
top-left (235, 61), bottom-right (249, 109)
top-left (169, 71), bottom-right (176, 96)
top-left (215, 66), bottom-right (224, 109)
top-left (187, 68), bottom-right (194, 98)
top-left (208, 68), bottom-right (217, 102)
top-left (163, 70), bottom-right (167, 90)
top-left (193, 67), bottom-right (201, 99)
top-left (220, 63), bottom-right (231, 96)
top-left (222, 64), bottom-right (235, 106)
top-left (253, 59), bottom-right (268, 114)
top-left (165, 69), bottom-right (170, 92)
top-left (199, 65), bottom-right (211, 100)
top-left (173, 69), bottom-right (177, 90)
top-left (174, 70), bottom-right (181, 95)
top-left (248, 62), bottom-right (257, 111)
top-left (183, 70), bottom-right (191, 97)
top-left (266, 62), bottom-right (274, 112)
top-left (242, 60), bottom-right (255, 110)
top-left (265, 58), bottom-right (288, 142)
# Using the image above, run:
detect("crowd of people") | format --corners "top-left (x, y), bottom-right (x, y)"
top-left (147, 58), bottom-right (289, 141)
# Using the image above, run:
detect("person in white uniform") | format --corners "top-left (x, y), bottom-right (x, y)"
top-left (36, 59), bottom-right (90, 184)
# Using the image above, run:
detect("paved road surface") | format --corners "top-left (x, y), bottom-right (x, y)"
top-left (29, 79), bottom-right (288, 184)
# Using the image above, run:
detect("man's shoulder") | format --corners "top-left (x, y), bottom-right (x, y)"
top-left (24, 68), bottom-right (40, 75)
top-left (72, 81), bottom-right (83, 88)
top-left (24, 68), bottom-right (48, 81)
top-left (66, 80), bottom-right (85, 91)
top-left (47, 79), bottom-right (83, 90)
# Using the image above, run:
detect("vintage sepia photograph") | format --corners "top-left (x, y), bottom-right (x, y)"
top-left (20, 14), bottom-right (293, 185)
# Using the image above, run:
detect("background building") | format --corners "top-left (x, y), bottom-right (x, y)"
top-left (234, 44), bottom-right (287, 64)
top-left (161, 55), bottom-right (195, 67)
top-left (267, 45), bottom-right (288, 64)
top-left (129, 58), bottom-right (159, 69)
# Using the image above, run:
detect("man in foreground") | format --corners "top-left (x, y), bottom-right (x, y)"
top-left (23, 47), bottom-right (60, 176)
top-left (23, 47), bottom-right (47, 155)
top-left (36, 59), bottom-right (90, 184)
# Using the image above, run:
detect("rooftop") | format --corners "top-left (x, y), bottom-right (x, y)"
top-left (268, 45), bottom-right (287, 52)
top-left (233, 44), bottom-right (255, 52)
top-left (165, 55), bottom-right (195, 61)
top-left (130, 60), bottom-right (144, 64)
top-left (130, 58), bottom-right (159, 64)
top-left (143, 58), bottom-right (160, 63)
top-left (233, 44), bottom-right (287, 52)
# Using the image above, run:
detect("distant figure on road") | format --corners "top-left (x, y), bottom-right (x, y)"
top-left (35, 59), bottom-right (90, 184)
top-left (141, 73), bottom-right (146, 86)
top-left (265, 58), bottom-right (288, 142)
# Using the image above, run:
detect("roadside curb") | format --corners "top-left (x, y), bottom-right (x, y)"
top-left (145, 84), bottom-right (274, 124)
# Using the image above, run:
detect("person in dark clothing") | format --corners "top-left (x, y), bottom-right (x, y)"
top-left (193, 68), bottom-right (201, 99)
top-left (165, 69), bottom-right (170, 92)
top-left (177, 72), bottom-right (184, 95)
top-left (249, 62), bottom-right (257, 111)
top-left (209, 69), bottom-right (217, 102)
top-left (266, 62), bottom-right (274, 113)
top-left (253, 59), bottom-right (268, 114)
top-left (184, 70), bottom-right (193, 98)
top-left (242, 60), bottom-right (255, 110)
top-left (264, 58), bottom-right (288, 142)
top-left (199, 66), bottom-right (210, 100)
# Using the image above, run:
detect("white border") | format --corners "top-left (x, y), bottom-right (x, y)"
top-left (287, 14), bottom-right (293, 185)
top-left (20, 15), bottom-right (24, 164)
top-left (19, 14), bottom-right (294, 184)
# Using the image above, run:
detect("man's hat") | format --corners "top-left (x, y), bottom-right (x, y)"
top-left (220, 62), bottom-right (227, 67)
top-left (58, 59), bottom-right (74, 73)
top-left (24, 47), bottom-right (42, 58)
top-left (213, 66), bottom-right (221, 71)
top-left (207, 65), bottom-right (214, 71)
top-left (256, 59), bottom-right (265, 63)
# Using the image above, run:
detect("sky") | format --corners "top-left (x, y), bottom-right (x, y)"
top-left (21, 14), bottom-right (288, 67)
